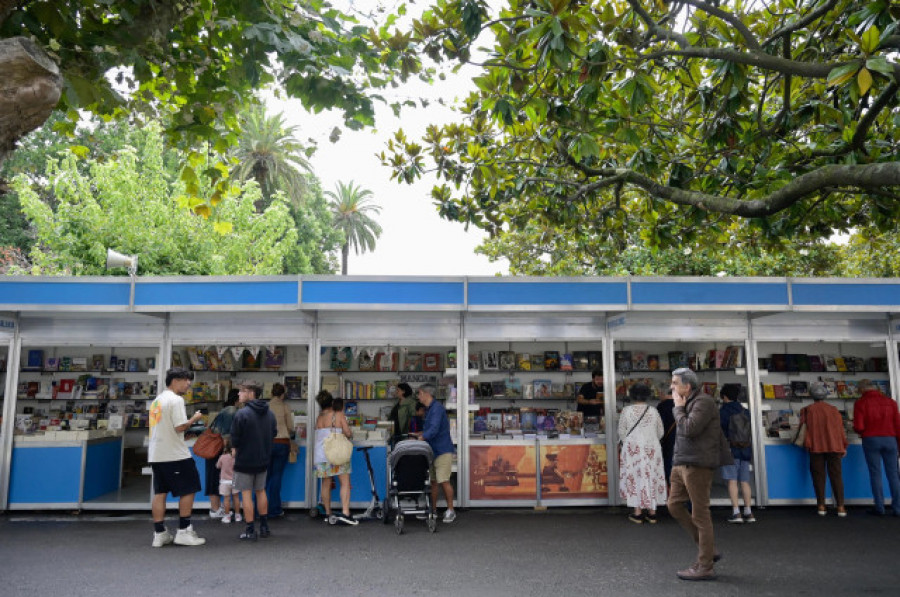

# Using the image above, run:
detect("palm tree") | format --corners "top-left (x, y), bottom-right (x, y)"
top-left (231, 107), bottom-right (312, 210)
top-left (325, 181), bottom-right (382, 275)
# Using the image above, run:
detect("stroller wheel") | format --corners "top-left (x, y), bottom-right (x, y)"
top-left (395, 514), bottom-right (404, 535)
top-left (308, 507), bottom-right (318, 518)
top-left (374, 504), bottom-right (385, 521)
top-left (426, 515), bottom-right (438, 533)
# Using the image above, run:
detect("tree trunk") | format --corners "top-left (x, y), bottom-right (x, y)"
top-left (341, 243), bottom-right (349, 275)
top-left (0, 37), bottom-right (62, 172)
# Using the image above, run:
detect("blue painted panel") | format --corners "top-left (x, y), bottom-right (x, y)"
top-left (469, 282), bottom-right (627, 306)
top-left (793, 283), bottom-right (900, 306)
top-left (0, 282), bottom-right (129, 306)
top-left (83, 439), bottom-right (122, 500)
top-left (765, 444), bottom-right (886, 501)
top-left (9, 445), bottom-right (83, 503)
top-left (316, 446), bottom-right (387, 505)
top-left (302, 281), bottom-right (463, 305)
top-left (282, 447), bottom-right (307, 502)
top-left (633, 282), bottom-right (788, 305)
top-left (137, 282), bottom-right (298, 306)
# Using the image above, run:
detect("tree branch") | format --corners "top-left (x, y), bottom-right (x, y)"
top-left (640, 45), bottom-right (841, 78)
top-left (681, 0), bottom-right (761, 50)
top-left (763, 0), bottom-right (839, 47)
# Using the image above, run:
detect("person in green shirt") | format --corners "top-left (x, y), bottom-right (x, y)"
top-left (390, 382), bottom-right (417, 442)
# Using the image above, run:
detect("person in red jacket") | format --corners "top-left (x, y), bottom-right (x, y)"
top-left (852, 380), bottom-right (900, 517)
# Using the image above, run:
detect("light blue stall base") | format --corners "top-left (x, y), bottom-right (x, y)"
top-left (766, 444), bottom-right (891, 501)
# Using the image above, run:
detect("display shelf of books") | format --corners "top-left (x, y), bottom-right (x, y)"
top-left (173, 344), bottom-right (309, 404)
top-left (468, 342), bottom-right (603, 441)
top-left (757, 341), bottom-right (888, 443)
top-left (14, 346), bottom-right (160, 436)
top-left (612, 341), bottom-right (749, 417)
top-left (320, 345), bottom-right (455, 423)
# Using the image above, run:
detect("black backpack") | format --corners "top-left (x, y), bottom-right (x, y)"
top-left (728, 409), bottom-right (752, 448)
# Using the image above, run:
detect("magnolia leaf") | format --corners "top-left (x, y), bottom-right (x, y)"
top-left (213, 221), bottom-right (233, 235)
top-left (827, 62), bottom-right (860, 87)
top-left (69, 145), bottom-right (90, 158)
top-left (857, 68), bottom-right (873, 95)
top-left (860, 25), bottom-right (880, 54)
top-left (193, 204), bottom-right (211, 218)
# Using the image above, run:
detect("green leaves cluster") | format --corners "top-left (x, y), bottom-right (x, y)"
top-left (9, 122), bottom-right (336, 276)
top-left (383, 0), bottom-right (900, 275)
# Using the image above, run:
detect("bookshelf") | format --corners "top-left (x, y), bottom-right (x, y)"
top-left (467, 341), bottom-right (604, 439)
top-left (756, 340), bottom-right (889, 444)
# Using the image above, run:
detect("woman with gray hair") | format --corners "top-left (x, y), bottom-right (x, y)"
top-left (800, 382), bottom-right (848, 517)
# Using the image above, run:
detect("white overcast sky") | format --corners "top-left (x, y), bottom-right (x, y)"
top-left (265, 2), bottom-right (509, 277)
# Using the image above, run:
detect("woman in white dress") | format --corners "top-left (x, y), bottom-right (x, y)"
top-left (618, 382), bottom-right (667, 523)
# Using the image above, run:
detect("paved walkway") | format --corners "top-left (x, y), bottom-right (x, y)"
top-left (1, 506), bottom-right (898, 597)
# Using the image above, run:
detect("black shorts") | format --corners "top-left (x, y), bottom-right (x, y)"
top-left (152, 458), bottom-right (202, 497)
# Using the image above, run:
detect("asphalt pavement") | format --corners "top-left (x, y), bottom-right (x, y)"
top-left (1, 506), bottom-right (898, 597)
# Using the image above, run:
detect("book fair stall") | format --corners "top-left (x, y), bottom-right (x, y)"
top-left (1, 275), bottom-right (900, 513)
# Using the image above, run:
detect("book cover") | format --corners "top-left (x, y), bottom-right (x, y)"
top-left (572, 351), bottom-right (589, 370)
top-left (423, 353), bottom-right (442, 372)
top-left (357, 350), bottom-right (376, 372)
top-left (517, 353), bottom-right (532, 371)
top-left (330, 347), bottom-right (352, 371)
top-left (403, 352), bottom-right (423, 372)
top-left (559, 353), bottom-right (574, 372)
top-left (761, 384), bottom-right (775, 399)
top-left (667, 351), bottom-right (688, 369)
top-left (203, 349), bottom-right (222, 371)
top-left (505, 378), bottom-right (523, 398)
top-left (790, 381), bottom-right (810, 397)
top-left (537, 414), bottom-right (557, 431)
top-left (284, 376), bottom-right (303, 400)
top-left (520, 409), bottom-right (537, 432)
top-left (543, 351), bottom-right (560, 370)
top-left (530, 354), bottom-right (545, 370)
top-left (533, 379), bottom-right (553, 399)
top-left (24, 349), bottom-right (44, 370)
top-left (478, 382), bottom-right (494, 398)
top-left (502, 413), bottom-right (521, 432)
top-left (614, 351), bottom-right (632, 372)
top-left (833, 357), bottom-right (848, 372)
top-left (71, 357), bottom-right (88, 372)
top-left (127, 358), bottom-right (140, 372)
top-left (587, 351), bottom-right (602, 370)
top-left (770, 354), bottom-right (787, 372)
top-left (498, 350), bottom-right (516, 371)
top-left (631, 351), bottom-right (648, 371)
top-left (796, 354), bottom-right (811, 372)
top-left (44, 356), bottom-right (60, 372)
top-left (446, 351), bottom-right (457, 369)
top-left (468, 352), bottom-right (481, 370)
top-left (809, 355), bottom-right (824, 372)
top-left (241, 349), bottom-right (261, 371)
top-left (481, 351), bottom-right (499, 370)
top-left (376, 351), bottom-right (398, 372)
top-left (486, 413), bottom-right (503, 432)
top-left (647, 354), bottom-right (660, 371)
top-left (90, 354), bottom-right (105, 371)
top-left (491, 380), bottom-right (506, 397)
top-left (264, 347), bottom-right (284, 369)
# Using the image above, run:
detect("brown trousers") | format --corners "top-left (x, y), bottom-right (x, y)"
top-left (667, 465), bottom-right (715, 569)
top-left (809, 452), bottom-right (844, 508)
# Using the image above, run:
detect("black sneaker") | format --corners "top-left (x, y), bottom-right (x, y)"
top-left (628, 513), bottom-right (644, 524)
top-left (335, 513), bottom-right (359, 526)
top-left (239, 530), bottom-right (258, 541)
top-left (726, 513), bottom-right (744, 524)
top-left (259, 525), bottom-right (270, 538)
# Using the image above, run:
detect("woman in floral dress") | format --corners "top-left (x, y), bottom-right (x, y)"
top-left (618, 382), bottom-right (667, 523)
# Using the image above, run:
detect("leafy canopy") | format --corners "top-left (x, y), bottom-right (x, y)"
top-left (11, 122), bottom-right (309, 276)
top-left (381, 0), bottom-right (900, 274)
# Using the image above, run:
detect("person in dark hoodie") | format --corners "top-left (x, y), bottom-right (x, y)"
top-left (231, 379), bottom-right (276, 541)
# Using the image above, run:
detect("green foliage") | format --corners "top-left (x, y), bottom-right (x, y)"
top-left (9, 123), bottom-right (314, 276)
top-left (325, 180), bottom-right (383, 275)
top-left (384, 1), bottom-right (900, 275)
top-left (230, 107), bottom-right (313, 209)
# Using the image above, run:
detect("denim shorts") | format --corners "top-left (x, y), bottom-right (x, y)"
top-left (721, 458), bottom-right (751, 482)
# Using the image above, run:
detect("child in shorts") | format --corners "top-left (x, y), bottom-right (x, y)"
top-left (216, 439), bottom-right (242, 524)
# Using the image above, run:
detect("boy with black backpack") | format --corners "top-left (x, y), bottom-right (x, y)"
top-left (719, 384), bottom-right (756, 523)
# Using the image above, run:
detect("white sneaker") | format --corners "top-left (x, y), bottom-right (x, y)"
top-left (173, 525), bottom-right (206, 546)
top-left (443, 509), bottom-right (457, 523)
top-left (151, 529), bottom-right (174, 548)
top-left (221, 514), bottom-right (232, 524)
top-left (209, 507), bottom-right (225, 519)
top-left (235, 512), bottom-right (243, 522)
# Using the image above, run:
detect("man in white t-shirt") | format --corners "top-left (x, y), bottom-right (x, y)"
top-left (149, 367), bottom-right (206, 547)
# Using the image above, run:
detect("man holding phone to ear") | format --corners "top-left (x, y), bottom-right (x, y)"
top-left (667, 367), bottom-right (729, 581)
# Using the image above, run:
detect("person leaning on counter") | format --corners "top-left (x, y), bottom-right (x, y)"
top-left (576, 370), bottom-right (604, 418)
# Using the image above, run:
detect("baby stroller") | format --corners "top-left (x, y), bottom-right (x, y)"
top-left (386, 439), bottom-right (437, 534)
